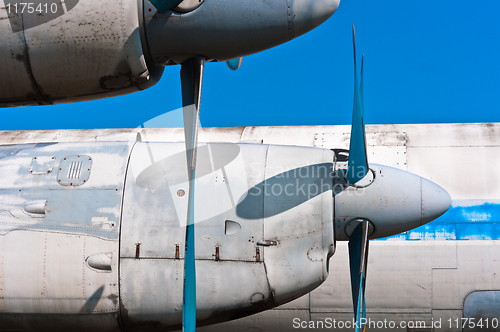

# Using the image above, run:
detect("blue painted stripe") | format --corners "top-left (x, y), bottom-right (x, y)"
top-left (374, 200), bottom-right (500, 241)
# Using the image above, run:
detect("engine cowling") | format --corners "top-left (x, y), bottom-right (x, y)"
top-left (119, 142), bottom-right (335, 328)
top-left (0, 0), bottom-right (161, 107)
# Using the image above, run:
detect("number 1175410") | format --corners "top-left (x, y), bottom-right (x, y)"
top-left (6, 2), bottom-right (59, 14)
top-left (447, 318), bottom-right (499, 329)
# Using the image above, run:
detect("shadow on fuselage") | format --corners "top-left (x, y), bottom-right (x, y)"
top-left (236, 163), bottom-right (342, 220)
top-left (79, 286), bottom-right (104, 314)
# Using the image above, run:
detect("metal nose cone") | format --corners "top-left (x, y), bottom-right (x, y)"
top-left (421, 178), bottom-right (452, 225)
top-left (287, 0), bottom-right (340, 39)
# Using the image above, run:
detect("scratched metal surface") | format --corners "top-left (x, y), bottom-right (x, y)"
top-left (0, 141), bottom-right (133, 239)
top-left (0, 141), bottom-right (132, 330)
top-left (0, 0), bottom-right (155, 106)
top-left (0, 231), bottom-right (121, 330)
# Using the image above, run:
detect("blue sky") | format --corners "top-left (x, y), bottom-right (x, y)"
top-left (4, 0), bottom-right (500, 130)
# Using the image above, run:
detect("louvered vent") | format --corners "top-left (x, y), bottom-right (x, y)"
top-left (57, 155), bottom-right (92, 186)
top-left (68, 161), bottom-right (83, 179)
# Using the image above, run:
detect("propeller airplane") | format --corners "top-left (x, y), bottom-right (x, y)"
top-left (0, 1), bottom-right (454, 331)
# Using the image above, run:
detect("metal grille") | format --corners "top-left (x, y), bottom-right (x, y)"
top-left (57, 155), bottom-right (92, 186)
top-left (67, 161), bottom-right (83, 179)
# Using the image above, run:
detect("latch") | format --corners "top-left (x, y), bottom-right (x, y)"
top-left (256, 240), bottom-right (278, 247)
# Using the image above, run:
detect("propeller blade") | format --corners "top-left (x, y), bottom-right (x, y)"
top-left (346, 26), bottom-right (369, 185)
top-left (360, 53), bottom-right (364, 112)
top-left (226, 58), bottom-right (243, 71)
top-left (348, 221), bottom-right (370, 332)
top-left (149, 0), bottom-right (183, 14)
top-left (180, 56), bottom-right (205, 332)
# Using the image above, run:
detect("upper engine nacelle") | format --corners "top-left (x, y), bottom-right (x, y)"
top-left (0, 0), bottom-right (340, 107)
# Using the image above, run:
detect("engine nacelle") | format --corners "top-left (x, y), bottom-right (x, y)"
top-left (0, 0), bottom-right (340, 107)
top-left (120, 142), bottom-right (334, 328)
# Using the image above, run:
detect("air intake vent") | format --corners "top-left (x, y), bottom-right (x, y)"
top-left (22, 199), bottom-right (48, 218)
top-left (57, 155), bottom-right (92, 186)
top-left (68, 161), bottom-right (83, 179)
